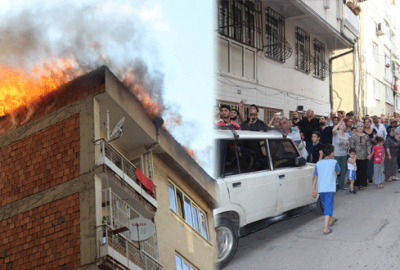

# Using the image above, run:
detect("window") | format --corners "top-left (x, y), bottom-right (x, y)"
top-left (265, 7), bottom-right (287, 62)
top-left (169, 183), bottom-right (177, 212)
top-left (373, 42), bottom-right (379, 62)
top-left (175, 254), bottom-right (198, 270)
top-left (169, 181), bottom-right (209, 240)
top-left (373, 79), bottom-right (380, 100)
top-left (268, 139), bottom-right (299, 169)
top-left (218, 0), bottom-right (261, 48)
top-left (386, 86), bottom-right (394, 105)
top-left (295, 27), bottom-right (310, 73)
top-left (396, 95), bottom-right (400, 110)
top-left (222, 139), bottom-right (270, 176)
top-left (313, 39), bottom-right (326, 79)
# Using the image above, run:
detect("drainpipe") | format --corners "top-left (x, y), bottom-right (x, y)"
top-left (329, 46), bottom-right (355, 111)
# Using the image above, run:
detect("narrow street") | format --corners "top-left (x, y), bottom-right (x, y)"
top-left (225, 180), bottom-right (400, 270)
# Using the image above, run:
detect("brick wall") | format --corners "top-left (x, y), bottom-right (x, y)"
top-left (0, 193), bottom-right (80, 270)
top-left (0, 66), bottom-right (105, 137)
top-left (0, 115), bottom-right (80, 207)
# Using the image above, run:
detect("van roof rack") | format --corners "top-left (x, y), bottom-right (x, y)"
top-left (215, 125), bottom-right (239, 139)
top-left (216, 124), bottom-right (286, 139)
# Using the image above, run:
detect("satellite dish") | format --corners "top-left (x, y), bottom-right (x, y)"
top-left (111, 117), bottom-right (125, 138)
top-left (130, 217), bottom-right (156, 241)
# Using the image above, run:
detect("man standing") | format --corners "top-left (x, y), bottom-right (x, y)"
top-left (298, 109), bottom-right (320, 162)
top-left (386, 119), bottom-right (398, 133)
top-left (230, 109), bottom-right (239, 122)
top-left (327, 112), bottom-right (336, 127)
top-left (238, 101), bottom-right (265, 130)
top-left (345, 118), bottom-right (354, 135)
top-left (315, 116), bottom-right (333, 145)
top-left (292, 111), bottom-right (301, 127)
top-left (216, 104), bottom-right (241, 130)
top-left (372, 116), bottom-right (387, 138)
top-left (268, 113), bottom-right (282, 128)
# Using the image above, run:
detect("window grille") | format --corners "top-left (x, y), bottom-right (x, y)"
top-left (218, 0), bottom-right (262, 49)
top-left (313, 39), bottom-right (328, 79)
top-left (264, 7), bottom-right (292, 62)
top-left (295, 27), bottom-right (311, 73)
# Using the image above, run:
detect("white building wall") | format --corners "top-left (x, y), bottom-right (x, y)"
top-left (362, 0), bottom-right (394, 116)
top-left (215, 0), bottom-right (344, 118)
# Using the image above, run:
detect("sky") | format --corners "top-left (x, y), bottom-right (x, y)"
top-left (0, 0), bottom-right (215, 174)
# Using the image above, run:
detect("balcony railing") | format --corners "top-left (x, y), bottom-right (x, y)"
top-left (98, 188), bottom-right (162, 270)
top-left (95, 138), bottom-right (157, 208)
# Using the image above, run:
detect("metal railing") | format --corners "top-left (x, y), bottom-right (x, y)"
top-left (102, 188), bottom-right (160, 261)
top-left (97, 224), bottom-right (163, 270)
top-left (100, 188), bottom-right (162, 269)
top-left (96, 138), bottom-right (156, 199)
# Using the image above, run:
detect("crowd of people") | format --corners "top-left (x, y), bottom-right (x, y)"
top-left (215, 102), bottom-right (400, 193)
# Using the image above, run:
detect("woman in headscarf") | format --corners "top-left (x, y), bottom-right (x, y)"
top-left (384, 128), bottom-right (399, 181)
top-left (364, 118), bottom-right (377, 183)
top-left (350, 122), bottom-right (371, 190)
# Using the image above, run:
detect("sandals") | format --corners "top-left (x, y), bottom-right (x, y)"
top-left (377, 184), bottom-right (384, 189)
top-left (359, 187), bottom-right (364, 191)
top-left (329, 218), bottom-right (338, 226)
top-left (323, 229), bottom-right (333, 235)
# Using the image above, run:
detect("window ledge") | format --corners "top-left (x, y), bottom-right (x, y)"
top-left (313, 75), bottom-right (326, 81)
top-left (295, 67), bottom-right (310, 75)
top-left (169, 208), bottom-right (213, 247)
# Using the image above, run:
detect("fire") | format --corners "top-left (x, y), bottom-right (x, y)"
top-left (122, 71), bottom-right (161, 118)
top-left (0, 56), bottom-right (166, 135)
top-left (0, 57), bottom-right (82, 117)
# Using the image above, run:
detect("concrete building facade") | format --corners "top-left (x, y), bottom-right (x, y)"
top-left (0, 67), bottom-right (217, 270)
top-left (216, 0), bottom-right (354, 122)
top-left (332, 0), bottom-right (400, 116)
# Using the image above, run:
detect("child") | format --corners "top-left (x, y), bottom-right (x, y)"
top-left (351, 127), bottom-right (357, 135)
top-left (347, 148), bottom-right (357, 194)
top-left (368, 136), bottom-right (385, 188)
top-left (312, 143), bottom-right (341, 235)
top-left (311, 131), bottom-right (324, 163)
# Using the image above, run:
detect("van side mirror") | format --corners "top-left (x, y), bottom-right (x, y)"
top-left (295, 156), bottom-right (306, 167)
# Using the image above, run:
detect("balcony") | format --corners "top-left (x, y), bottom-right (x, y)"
top-left (97, 188), bottom-right (162, 270)
top-left (343, 5), bottom-right (360, 38)
top-left (95, 138), bottom-right (157, 208)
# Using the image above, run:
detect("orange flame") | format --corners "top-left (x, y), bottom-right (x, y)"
top-left (122, 71), bottom-right (161, 118)
top-left (0, 57), bottom-right (82, 116)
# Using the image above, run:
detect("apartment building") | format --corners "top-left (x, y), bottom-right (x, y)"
top-left (216, 0), bottom-right (355, 121)
top-left (0, 66), bottom-right (217, 270)
top-left (333, 0), bottom-right (400, 116)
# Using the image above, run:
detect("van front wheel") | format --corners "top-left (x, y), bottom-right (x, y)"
top-left (216, 217), bottom-right (238, 269)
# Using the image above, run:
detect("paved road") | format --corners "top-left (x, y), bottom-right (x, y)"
top-left (225, 180), bottom-right (400, 270)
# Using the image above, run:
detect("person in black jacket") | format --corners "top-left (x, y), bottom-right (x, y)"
top-left (238, 101), bottom-right (265, 130)
top-left (298, 109), bottom-right (320, 162)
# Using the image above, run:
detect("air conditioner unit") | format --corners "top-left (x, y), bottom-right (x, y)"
top-left (377, 23), bottom-right (385, 36)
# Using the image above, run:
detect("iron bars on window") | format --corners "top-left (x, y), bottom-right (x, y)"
top-left (264, 7), bottom-right (292, 62)
top-left (218, 0), bottom-right (263, 49)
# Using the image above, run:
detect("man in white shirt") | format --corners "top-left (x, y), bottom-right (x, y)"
top-left (372, 116), bottom-right (387, 138)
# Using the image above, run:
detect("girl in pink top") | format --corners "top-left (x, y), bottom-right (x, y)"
top-left (368, 136), bottom-right (385, 188)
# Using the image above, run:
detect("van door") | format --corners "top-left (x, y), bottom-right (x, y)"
top-left (222, 139), bottom-right (278, 225)
top-left (268, 139), bottom-right (315, 215)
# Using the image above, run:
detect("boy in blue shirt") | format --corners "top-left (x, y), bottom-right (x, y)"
top-left (311, 143), bottom-right (341, 235)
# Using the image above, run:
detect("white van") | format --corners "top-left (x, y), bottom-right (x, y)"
top-left (214, 129), bottom-right (323, 268)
